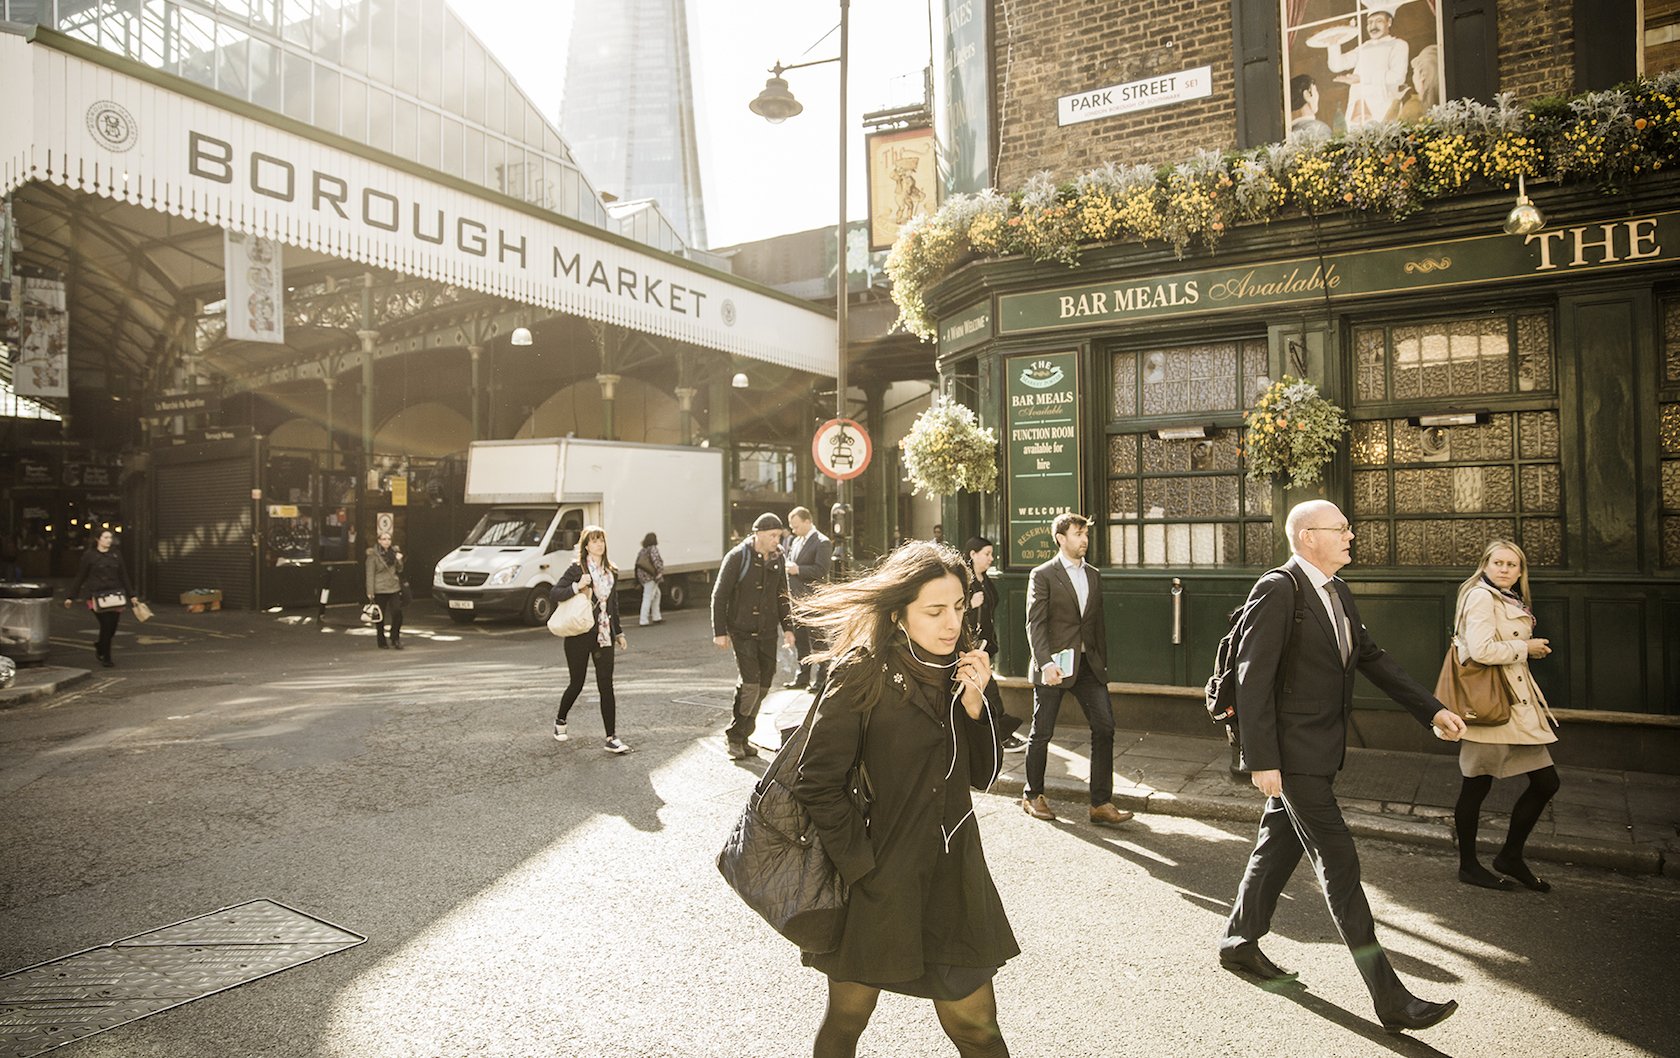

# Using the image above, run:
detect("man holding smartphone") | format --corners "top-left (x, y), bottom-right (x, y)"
top-left (1021, 512), bottom-right (1131, 826)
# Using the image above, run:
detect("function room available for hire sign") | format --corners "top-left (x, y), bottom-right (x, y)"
top-left (1005, 351), bottom-right (1082, 567)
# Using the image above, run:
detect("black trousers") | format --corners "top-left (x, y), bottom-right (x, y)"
top-left (1025, 658), bottom-right (1115, 805)
top-left (555, 632), bottom-right (617, 737)
top-left (725, 631), bottom-right (779, 742)
top-left (1222, 772), bottom-right (1412, 1018)
top-left (373, 592), bottom-right (404, 642)
top-left (94, 610), bottom-right (120, 659)
top-left (792, 620), bottom-right (827, 689)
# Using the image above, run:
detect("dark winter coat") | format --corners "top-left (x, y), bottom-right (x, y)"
top-left (549, 561), bottom-right (623, 639)
top-left (710, 539), bottom-right (791, 637)
top-left (964, 571), bottom-right (998, 656)
top-left (68, 546), bottom-right (131, 601)
top-left (792, 641), bottom-right (1019, 985)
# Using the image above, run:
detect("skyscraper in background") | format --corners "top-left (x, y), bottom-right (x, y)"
top-left (561, 0), bottom-right (709, 248)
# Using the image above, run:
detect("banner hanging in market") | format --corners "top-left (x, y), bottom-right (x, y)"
top-left (12, 275), bottom-right (67, 398)
top-left (0, 31), bottom-right (835, 376)
top-left (223, 230), bottom-right (285, 344)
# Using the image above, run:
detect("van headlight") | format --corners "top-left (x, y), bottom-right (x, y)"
top-left (487, 564), bottom-right (520, 586)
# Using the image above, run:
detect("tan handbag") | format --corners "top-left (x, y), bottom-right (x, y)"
top-left (1434, 625), bottom-right (1515, 727)
top-left (546, 590), bottom-right (594, 638)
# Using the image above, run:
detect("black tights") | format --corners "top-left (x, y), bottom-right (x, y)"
top-left (94, 611), bottom-right (120, 659)
top-left (814, 980), bottom-right (1009, 1058)
top-left (1455, 766), bottom-right (1561, 870)
top-left (555, 632), bottom-right (616, 737)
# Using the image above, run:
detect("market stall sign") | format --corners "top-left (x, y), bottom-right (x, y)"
top-left (144, 392), bottom-right (221, 418)
top-left (1004, 351), bottom-right (1081, 568)
top-left (1057, 65), bottom-right (1214, 126)
top-left (997, 212), bottom-right (1680, 334)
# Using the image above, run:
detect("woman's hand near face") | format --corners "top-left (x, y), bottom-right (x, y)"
top-left (955, 647), bottom-right (992, 719)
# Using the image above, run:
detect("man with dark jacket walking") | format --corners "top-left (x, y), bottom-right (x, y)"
top-left (1022, 512), bottom-right (1132, 826)
top-left (782, 505), bottom-right (833, 694)
top-left (712, 512), bottom-right (796, 759)
top-left (1220, 499), bottom-right (1466, 1034)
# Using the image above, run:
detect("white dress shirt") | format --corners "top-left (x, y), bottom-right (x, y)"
top-left (1296, 557), bottom-right (1350, 654)
top-left (1058, 552), bottom-right (1090, 614)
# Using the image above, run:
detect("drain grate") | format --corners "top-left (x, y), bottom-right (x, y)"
top-left (0, 899), bottom-right (364, 1058)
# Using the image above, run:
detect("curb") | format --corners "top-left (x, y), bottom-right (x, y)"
top-left (993, 775), bottom-right (1667, 876)
top-left (0, 667), bottom-right (93, 708)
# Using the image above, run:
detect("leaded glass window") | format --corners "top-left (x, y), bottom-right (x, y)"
top-left (1661, 301), bottom-right (1680, 566)
top-left (1353, 312), bottom-right (1555, 403)
top-left (1108, 339), bottom-right (1273, 567)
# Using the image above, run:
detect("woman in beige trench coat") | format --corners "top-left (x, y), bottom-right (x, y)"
top-left (1452, 540), bottom-right (1560, 892)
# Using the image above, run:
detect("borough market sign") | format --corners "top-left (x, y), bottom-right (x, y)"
top-left (995, 212), bottom-right (1680, 335)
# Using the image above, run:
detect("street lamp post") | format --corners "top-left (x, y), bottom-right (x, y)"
top-left (751, 0), bottom-right (851, 570)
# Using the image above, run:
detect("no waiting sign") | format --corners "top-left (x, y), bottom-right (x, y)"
top-left (812, 418), bottom-right (872, 481)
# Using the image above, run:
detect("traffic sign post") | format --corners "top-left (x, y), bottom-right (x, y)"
top-left (812, 418), bottom-right (871, 481)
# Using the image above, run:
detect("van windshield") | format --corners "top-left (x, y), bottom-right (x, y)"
top-left (464, 509), bottom-right (552, 548)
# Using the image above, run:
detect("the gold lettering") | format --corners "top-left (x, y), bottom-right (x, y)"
top-left (1570, 223), bottom-right (1621, 267)
top-left (1526, 230), bottom-right (1566, 270)
top-left (1625, 218), bottom-right (1661, 260)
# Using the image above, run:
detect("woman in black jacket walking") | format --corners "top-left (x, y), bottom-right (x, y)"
top-left (962, 536), bottom-right (1020, 753)
top-left (64, 529), bottom-right (133, 667)
top-left (549, 525), bottom-right (630, 754)
top-left (792, 541), bottom-right (1016, 1058)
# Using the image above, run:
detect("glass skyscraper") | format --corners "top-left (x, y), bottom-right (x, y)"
top-left (560, 0), bottom-right (708, 248)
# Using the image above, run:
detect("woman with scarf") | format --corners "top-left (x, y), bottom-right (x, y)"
top-left (549, 525), bottom-right (630, 754)
top-left (1452, 540), bottom-right (1560, 892)
top-left (365, 530), bottom-right (406, 649)
top-left (792, 541), bottom-right (1016, 1058)
top-left (64, 528), bottom-right (134, 667)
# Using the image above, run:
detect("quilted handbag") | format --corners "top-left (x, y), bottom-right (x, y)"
top-left (717, 690), bottom-right (873, 954)
top-left (546, 590), bottom-right (594, 637)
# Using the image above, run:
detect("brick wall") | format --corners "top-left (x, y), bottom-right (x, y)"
top-left (990, 0), bottom-right (1583, 192)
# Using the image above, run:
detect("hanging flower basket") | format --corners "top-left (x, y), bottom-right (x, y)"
top-left (1241, 376), bottom-right (1349, 489)
top-left (898, 397), bottom-right (998, 498)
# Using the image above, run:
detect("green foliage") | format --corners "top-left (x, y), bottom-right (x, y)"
top-left (1241, 376), bottom-right (1348, 489)
top-left (898, 397), bottom-right (998, 498)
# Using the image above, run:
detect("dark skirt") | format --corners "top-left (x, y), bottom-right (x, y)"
top-left (826, 962), bottom-right (998, 1001)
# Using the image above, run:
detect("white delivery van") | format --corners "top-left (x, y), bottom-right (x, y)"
top-left (432, 438), bottom-right (725, 625)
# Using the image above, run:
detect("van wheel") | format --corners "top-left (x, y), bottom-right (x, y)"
top-left (448, 610), bottom-right (477, 625)
top-left (524, 585), bottom-right (555, 626)
top-left (662, 579), bottom-right (687, 610)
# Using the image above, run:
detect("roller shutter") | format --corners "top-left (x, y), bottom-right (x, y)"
top-left (151, 450), bottom-right (255, 610)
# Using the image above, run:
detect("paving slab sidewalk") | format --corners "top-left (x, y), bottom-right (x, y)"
top-left (0, 665), bottom-right (91, 708)
top-left (988, 728), bottom-right (1678, 876)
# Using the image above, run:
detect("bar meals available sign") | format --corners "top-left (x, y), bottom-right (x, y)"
top-left (1057, 66), bottom-right (1214, 126)
top-left (1005, 351), bottom-right (1082, 568)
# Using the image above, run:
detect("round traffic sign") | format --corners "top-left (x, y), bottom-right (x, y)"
top-left (812, 418), bottom-right (872, 481)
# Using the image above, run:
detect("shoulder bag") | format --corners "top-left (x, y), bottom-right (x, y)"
top-left (1434, 595), bottom-right (1515, 726)
top-left (547, 588), bottom-right (594, 637)
top-left (717, 686), bottom-right (872, 954)
top-left (93, 592), bottom-right (127, 612)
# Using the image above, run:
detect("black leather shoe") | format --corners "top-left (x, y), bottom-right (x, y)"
top-left (1458, 866), bottom-right (1513, 890)
top-left (1380, 998), bottom-right (1459, 1034)
top-left (1219, 944), bottom-right (1298, 983)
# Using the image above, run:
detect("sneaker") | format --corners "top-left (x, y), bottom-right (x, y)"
top-left (604, 736), bottom-right (630, 754)
top-left (552, 721), bottom-right (569, 742)
top-left (1002, 735), bottom-right (1028, 753)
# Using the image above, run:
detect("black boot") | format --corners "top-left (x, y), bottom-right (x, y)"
top-left (391, 636), bottom-right (403, 650)
top-left (377, 632), bottom-right (389, 649)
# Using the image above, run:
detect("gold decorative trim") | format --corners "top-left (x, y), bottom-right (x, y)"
top-left (1403, 256), bottom-right (1454, 274)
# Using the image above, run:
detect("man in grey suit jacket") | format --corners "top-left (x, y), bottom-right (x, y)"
top-left (1022, 512), bottom-right (1132, 826)
top-left (1221, 499), bottom-right (1468, 1034)
top-left (782, 506), bottom-right (833, 693)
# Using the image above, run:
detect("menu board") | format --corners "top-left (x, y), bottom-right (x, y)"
top-left (1004, 350), bottom-right (1082, 567)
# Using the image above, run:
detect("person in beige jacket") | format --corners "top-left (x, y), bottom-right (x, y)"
top-left (1452, 540), bottom-right (1560, 892)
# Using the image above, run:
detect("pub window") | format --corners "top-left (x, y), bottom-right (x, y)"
top-left (1646, 0), bottom-right (1680, 76)
top-left (1107, 339), bottom-right (1273, 566)
top-left (1348, 312), bottom-right (1564, 568)
top-left (1657, 301), bottom-right (1680, 565)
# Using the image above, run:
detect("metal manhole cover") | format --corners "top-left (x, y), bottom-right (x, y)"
top-left (0, 899), bottom-right (364, 1058)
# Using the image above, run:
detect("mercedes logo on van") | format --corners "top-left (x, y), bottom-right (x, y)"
top-left (86, 101), bottom-right (138, 152)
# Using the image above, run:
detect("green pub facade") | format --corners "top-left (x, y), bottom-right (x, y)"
top-left (929, 179), bottom-right (1680, 772)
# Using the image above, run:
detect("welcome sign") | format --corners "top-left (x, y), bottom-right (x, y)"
top-left (1004, 350), bottom-right (1081, 568)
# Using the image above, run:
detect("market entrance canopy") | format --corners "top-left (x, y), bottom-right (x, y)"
top-left (0, 28), bottom-right (837, 376)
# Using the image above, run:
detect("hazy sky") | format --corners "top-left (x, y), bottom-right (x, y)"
top-left (455, 0), bottom-right (937, 249)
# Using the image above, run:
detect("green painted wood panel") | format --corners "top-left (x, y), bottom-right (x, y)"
top-left (1574, 299), bottom-right (1641, 571)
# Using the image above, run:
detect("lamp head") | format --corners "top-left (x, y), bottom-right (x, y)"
top-left (510, 326), bottom-right (533, 346)
top-left (731, 371), bottom-right (750, 389)
top-left (1502, 175), bottom-right (1545, 237)
top-left (749, 74), bottom-right (803, 123)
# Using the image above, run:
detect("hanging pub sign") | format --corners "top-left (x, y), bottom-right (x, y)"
top-left (866, 126), bottom-right (938, 251)
top-left (224, 230), bottom-right (285, 344)
top-left (1004, 351), bottom-right (1082, 568)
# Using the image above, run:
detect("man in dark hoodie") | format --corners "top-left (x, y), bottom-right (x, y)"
top-left (712, 512), bottom-right (795, 759)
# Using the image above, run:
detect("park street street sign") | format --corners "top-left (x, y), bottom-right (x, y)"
top-left (1057, 66), bottom-right (1214, 126)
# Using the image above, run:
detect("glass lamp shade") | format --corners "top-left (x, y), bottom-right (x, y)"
top-left (749, 76), bottom-right (803, 123)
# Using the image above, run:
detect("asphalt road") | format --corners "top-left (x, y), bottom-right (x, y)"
top-left (2, 602), bottom-right (1677, 1058)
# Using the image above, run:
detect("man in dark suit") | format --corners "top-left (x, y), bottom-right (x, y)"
top-left (1221, 499), bottom-right (1468, 1034)
top-left (712, 513), bottom-right (796, 759)
top-left (781, 506), bottom-right (833, 693)
top-left (1022, 512), bottom-right (1132, 826)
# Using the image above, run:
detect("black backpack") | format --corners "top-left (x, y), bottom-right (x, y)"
top-left (1205, 565), bottom-right (1308, 727)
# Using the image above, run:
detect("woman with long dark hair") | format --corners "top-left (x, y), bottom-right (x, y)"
top-left (550, 525), bottom-right (630, 754)
top-left (64, 528), bottom-right (132, 668)
top-left (962, 536), bottom-right (1022, 753)
top-left (791, 540), bottom-right (1016, 1058)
